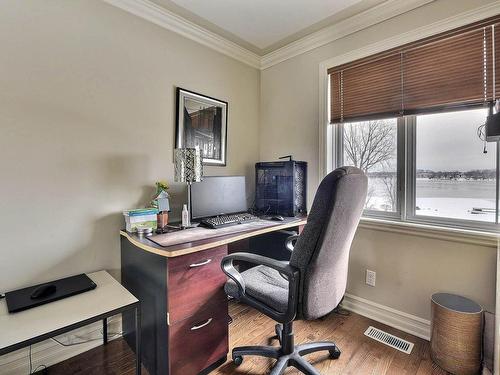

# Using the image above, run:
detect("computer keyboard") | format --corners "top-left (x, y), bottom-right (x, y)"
top-left (198, 213), bottom-right (259, 229)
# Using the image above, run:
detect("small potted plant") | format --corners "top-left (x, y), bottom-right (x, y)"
top-left (151, 181), bottom-right (170, 230)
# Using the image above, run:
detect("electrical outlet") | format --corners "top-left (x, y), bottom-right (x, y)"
top-left (366, 269), bottom-right (376, 287)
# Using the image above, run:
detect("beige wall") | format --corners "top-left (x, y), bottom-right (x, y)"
top-left (0, 0), bottom-right (260, 291)
top-left (0, 0), bottom-right (497, 323)
top-left (349, 228), bottom-right (496, 319)
top-left (260, 0), bottom-right (498, 320)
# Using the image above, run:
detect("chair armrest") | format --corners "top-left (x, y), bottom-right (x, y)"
top-left (223, 253), bottom-right (296, 275)
top-left (221, 252), bottom-right (299, 323)
top-left (285, 234), bottom-right (299, 253)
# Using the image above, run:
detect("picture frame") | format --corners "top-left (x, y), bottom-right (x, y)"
top-left (175, 87), bottom-right (228, 166)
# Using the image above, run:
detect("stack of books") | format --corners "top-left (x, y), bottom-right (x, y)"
top-left (123, 208), bottom-right (159, 233)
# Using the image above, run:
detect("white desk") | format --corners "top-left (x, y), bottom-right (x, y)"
top-left (0, 271), bottom-right (141, 374)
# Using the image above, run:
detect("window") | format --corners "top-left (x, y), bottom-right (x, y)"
top-left (411, 108), bottom-right (497, 225)
top-left (326, 15), bottom-right (500, 231)
top-left (341, 118), bottom-right (400, 214)
top-left (329, 108), bottom-right (499, 231)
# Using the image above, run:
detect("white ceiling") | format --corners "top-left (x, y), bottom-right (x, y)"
top-left (168, 0), bottom-right (364, 49)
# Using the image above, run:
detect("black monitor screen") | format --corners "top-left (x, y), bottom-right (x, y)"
top-left (191, 176), bottom-right (247, 219)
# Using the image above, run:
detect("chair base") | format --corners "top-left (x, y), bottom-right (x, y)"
top-left (232, 323), bottom-right (341, 375)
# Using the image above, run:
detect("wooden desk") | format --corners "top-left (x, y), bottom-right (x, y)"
top-left (0, 271), bottom-right (141, 375)
top-left (120, 218), bottom-right (306, 375)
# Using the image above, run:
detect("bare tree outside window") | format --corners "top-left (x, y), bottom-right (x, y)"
top-left (331, 107), bottom-right (499, 228)
top-left (343, 119), bottom-right (398, 212)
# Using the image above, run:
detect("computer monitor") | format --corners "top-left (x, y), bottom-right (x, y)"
top-left (191, 176), bottom-right (247, 220)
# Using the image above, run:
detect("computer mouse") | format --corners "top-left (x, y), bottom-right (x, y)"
top-left (30, 284), bottom-right (57, 299)
top-left (270, 215), bottom-right (285, 221)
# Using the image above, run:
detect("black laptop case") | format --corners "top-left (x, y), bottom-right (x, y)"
top-left (5, 273), bottom-right (97, 313)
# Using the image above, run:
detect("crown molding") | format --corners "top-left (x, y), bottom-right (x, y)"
top-left (102, 0), bottom-right (261, 69)
top-left (103, 0), bottom-right (500, 71)
top-left (318, 1), bottom-right (500, 72)
top-left (103, 0), bottom-right (435, 70)
top-left (260, 0), bottom-right (435, 70)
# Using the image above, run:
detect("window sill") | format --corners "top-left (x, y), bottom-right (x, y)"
top-left (358, 217), bottom-right (499, 247)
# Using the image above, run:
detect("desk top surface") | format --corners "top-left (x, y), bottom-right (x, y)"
top-left (0, 271), bottom-right (138, 352)
top-left (120, 217), bottom-right (307, 258)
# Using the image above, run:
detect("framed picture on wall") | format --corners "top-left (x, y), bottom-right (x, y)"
top-left (175, 87), bottom-right (228, 166)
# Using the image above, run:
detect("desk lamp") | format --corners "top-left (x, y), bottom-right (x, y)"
top-left (174, 148), bottom-right (203, 227)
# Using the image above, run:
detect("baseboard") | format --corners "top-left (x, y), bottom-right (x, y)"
top-left (342, 293), bottom-right (431, 341)
top-left (0, 315), bottom-right (122, 375)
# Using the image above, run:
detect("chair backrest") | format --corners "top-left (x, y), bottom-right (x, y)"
top-left (289, 166), bottom-right (367, 320)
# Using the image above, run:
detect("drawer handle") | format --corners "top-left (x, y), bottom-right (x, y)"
top-left (191, 318), bottom-right (213, 330)
top-left (189, 259), bottom-right (212, 268)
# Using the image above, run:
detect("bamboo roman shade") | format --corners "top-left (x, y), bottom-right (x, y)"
top-left (329, 16), bottom-right (500, 123)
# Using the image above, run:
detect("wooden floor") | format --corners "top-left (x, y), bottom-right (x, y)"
top-left (45, 301), bottom-right (449, 374)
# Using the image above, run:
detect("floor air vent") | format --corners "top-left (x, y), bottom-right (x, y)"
top-left (364, 326), bottom-right (414, 354)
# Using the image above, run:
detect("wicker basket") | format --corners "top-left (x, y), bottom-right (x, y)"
top-left (431, 293), bottom-right (483, 375)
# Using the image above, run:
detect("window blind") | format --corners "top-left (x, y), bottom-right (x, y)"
top-left (329, 17), bottom-right (500, 123)
top-left (495, 25), bottom-right (500, 99)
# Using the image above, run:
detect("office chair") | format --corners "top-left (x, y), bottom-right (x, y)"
top-left (221, 166), bottom-right (367, 375)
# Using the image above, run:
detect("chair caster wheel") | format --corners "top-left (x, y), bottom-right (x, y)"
top-left (233, 356), bottom-right (243, 366)
top-left (329, 347), bottom-right (341, 359)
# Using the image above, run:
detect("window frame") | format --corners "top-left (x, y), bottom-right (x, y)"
top-left (405, 113), bottom-right (500, 231)
top-left (331, 111), bottom-right (500, 233)
top-left (334, 117), bottom-right (406, 221)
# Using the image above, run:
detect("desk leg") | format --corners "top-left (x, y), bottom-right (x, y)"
top-left (135, 306), bottom-right (141, 375)
top-left (103, 318), bottom-right (108, 344)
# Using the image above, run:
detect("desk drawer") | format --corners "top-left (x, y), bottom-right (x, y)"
top-left (169, 302), bottom-right (228, 375)
top-left (167, 245), bottom-right (227, 323)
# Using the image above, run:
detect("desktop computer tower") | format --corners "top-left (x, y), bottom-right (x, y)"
top-left (255, 160), bottom-right (307, 217)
